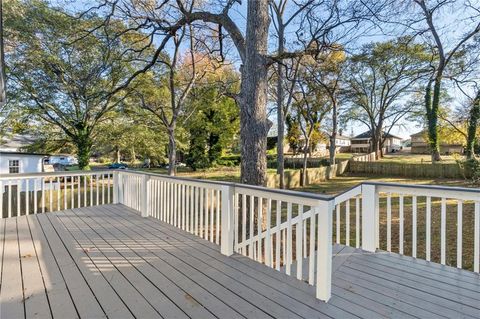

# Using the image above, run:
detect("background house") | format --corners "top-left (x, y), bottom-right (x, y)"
top-left (410, 131), bottom-right (464, 154)
top-left (351, 131), bottom-right (402, 153)
top-left (314, 134), bottom-right (352, 155)
top-left (0, 151), bottom-right (57, 191)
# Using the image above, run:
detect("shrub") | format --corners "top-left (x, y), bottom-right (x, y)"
top-left (457, 156), bottom-right (480, 185)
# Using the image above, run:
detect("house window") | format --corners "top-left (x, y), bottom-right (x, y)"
top-left (9, 160), bottom-right (20, 174)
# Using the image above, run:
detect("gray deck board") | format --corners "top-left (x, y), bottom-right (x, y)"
top-left (71, 207), bottom-right (281, 319)
top-left (17, 216), bottom-right (51, 319)
top-left (1, 203), bottom-right (480, 319)
top-left (0, 218), bottom-right (24, 319)
top-left (25, 215), bottom-right (78, 318)
top-left (95, 206), bottom-right (324, 319)
top-left (38, 213), bottom-right (130, 318)
top-left (103, 205), bottom-right (359, 319)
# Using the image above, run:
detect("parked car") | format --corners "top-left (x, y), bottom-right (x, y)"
top-left (108, 162), bottom-right (128, 169)
top-left (165, 162), bottom-right (187, 169)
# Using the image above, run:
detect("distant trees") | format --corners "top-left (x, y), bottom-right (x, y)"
top-left (291, 59), bottom-right (333, 186)
top-left (344, 38), bottom-right (430, 158)
top-left (83, 0), bottom-right (390, 185)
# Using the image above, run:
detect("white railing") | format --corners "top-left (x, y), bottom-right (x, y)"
top-left (0, 170), bottom-right (115, 218)
top-left (233, 184), bottom-right (334, 301)
top-left (116, 170), bottom-right (335, 301)
top-left (365, 182), bottom-right (480, 273)
top-left (117, 171), bottom-right (224, 246)
top-left (331, 182), bottom-right (480, 273)
top-left (333, 185), bottom-right (363, 248)
top-left (2, 169), bottom-right (479, 301)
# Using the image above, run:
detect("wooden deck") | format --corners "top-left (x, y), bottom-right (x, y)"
top-left (1, 204), bottom-right (479, 319)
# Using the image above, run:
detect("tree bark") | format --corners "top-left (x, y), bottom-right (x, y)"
top-left (239, 0), bottom-right (271, 186)
top-left (167, 127), bottom-right (176, 176)
top-left (329, 99), bottom-right (338, 164)
top-left (75, 131), bottom-right (92, 170)
top-left (276, 15), bottom-right (285, 189)
top-left (301, 138), bottom-right (309, 186)
top-left (466, 91), bottom-right (480, 159)
top-left (426, 80), bottom-right (442, 161)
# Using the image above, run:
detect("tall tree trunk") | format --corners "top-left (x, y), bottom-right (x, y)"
top-left (329, 99), bottom-right (338, 164)
top-left (239, 0), bottom-right (270, 186)
top-left (0, 0), bottom-right (6, 107)
top-left (116, 147), bottom-right (121, 163)
top-left (75, 131), bottom-right (92, 170)
top-left (371, 129), bottom-right (382, 159)
top-left (276, 20), bottom-right (285, 189)
top-left (466, 91), bottom-right (480, 159)
top-left (130, 147), bottom-right (136, 164)
top-left (167, 127), bottom-right (176, 176)
top-left (426, 79), bottom-right (442, 162)
top-left (301, 138), bottom-right (309, 186)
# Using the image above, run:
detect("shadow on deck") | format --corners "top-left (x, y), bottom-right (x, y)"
top-left (1, 204), bottom-right (479, 318)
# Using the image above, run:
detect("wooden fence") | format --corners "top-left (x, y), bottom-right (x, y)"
top-left (348, 161), bottom-right (464, 178)
top-left (266, 160), bottom-right (349, 188)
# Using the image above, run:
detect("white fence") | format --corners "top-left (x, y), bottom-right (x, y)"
top-left (0, 170), bottom-right (115, 218)
top-left (1, 170), bottom-right (479, 302)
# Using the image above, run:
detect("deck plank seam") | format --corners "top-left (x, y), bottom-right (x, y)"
top-left (23, 216), bottom-right (55, 318)
top-left (37, 214), bottom-right (111, 318)
top-left (340, 262), bottom-right (480, 317)
top-left (16, 218), bottom-right (27, 317)
top-left (55, 210), bottom-right (167, 319)
top-left (80, 206), bottom-right (299, 319)
top-left (346, 254), bottom-right (480, 308)
top-left (26, 215), bottom-right (80, 319)
top-left (359, 251), bottom-right (480, 294)
top-left (63, 208), bottom-right (217, 319)
top-left (334, 269), bottom-right (466, 319)
top-left (101, 205), bottom-right (366, 319)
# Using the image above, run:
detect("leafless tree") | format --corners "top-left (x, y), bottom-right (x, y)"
top-left (398, 0), bottom-right (480, 161)
top-left (137, 25), bottom-right (204, 175)
top-left (292, 64), bottom-right (332, 186)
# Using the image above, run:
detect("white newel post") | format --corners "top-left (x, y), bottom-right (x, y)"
top-left (361, 184), bottom-right (377, 252)
top-left (220, 184), bottom-right (235, 256)
top-left (141, 174), bottom-right (150, 217)
top-left (113, 171), bottom-right (119, 204)
top-left (316, 200), bottom-right (333, 302)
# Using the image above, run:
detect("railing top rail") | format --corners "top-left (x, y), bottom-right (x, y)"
top-left (0, 170), bottom-right (113, 180)
top-left (4, 169), bottom-right (478, 201)
top-left (120, 169), bottom-right (335, 202)
top-left (364, 181), bottom-right (480, 195)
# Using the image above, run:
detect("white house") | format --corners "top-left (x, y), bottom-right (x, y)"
top-left (0, 151), bottom-right (57, 191)
top-left (0, 151), bottom-right (48, 174)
